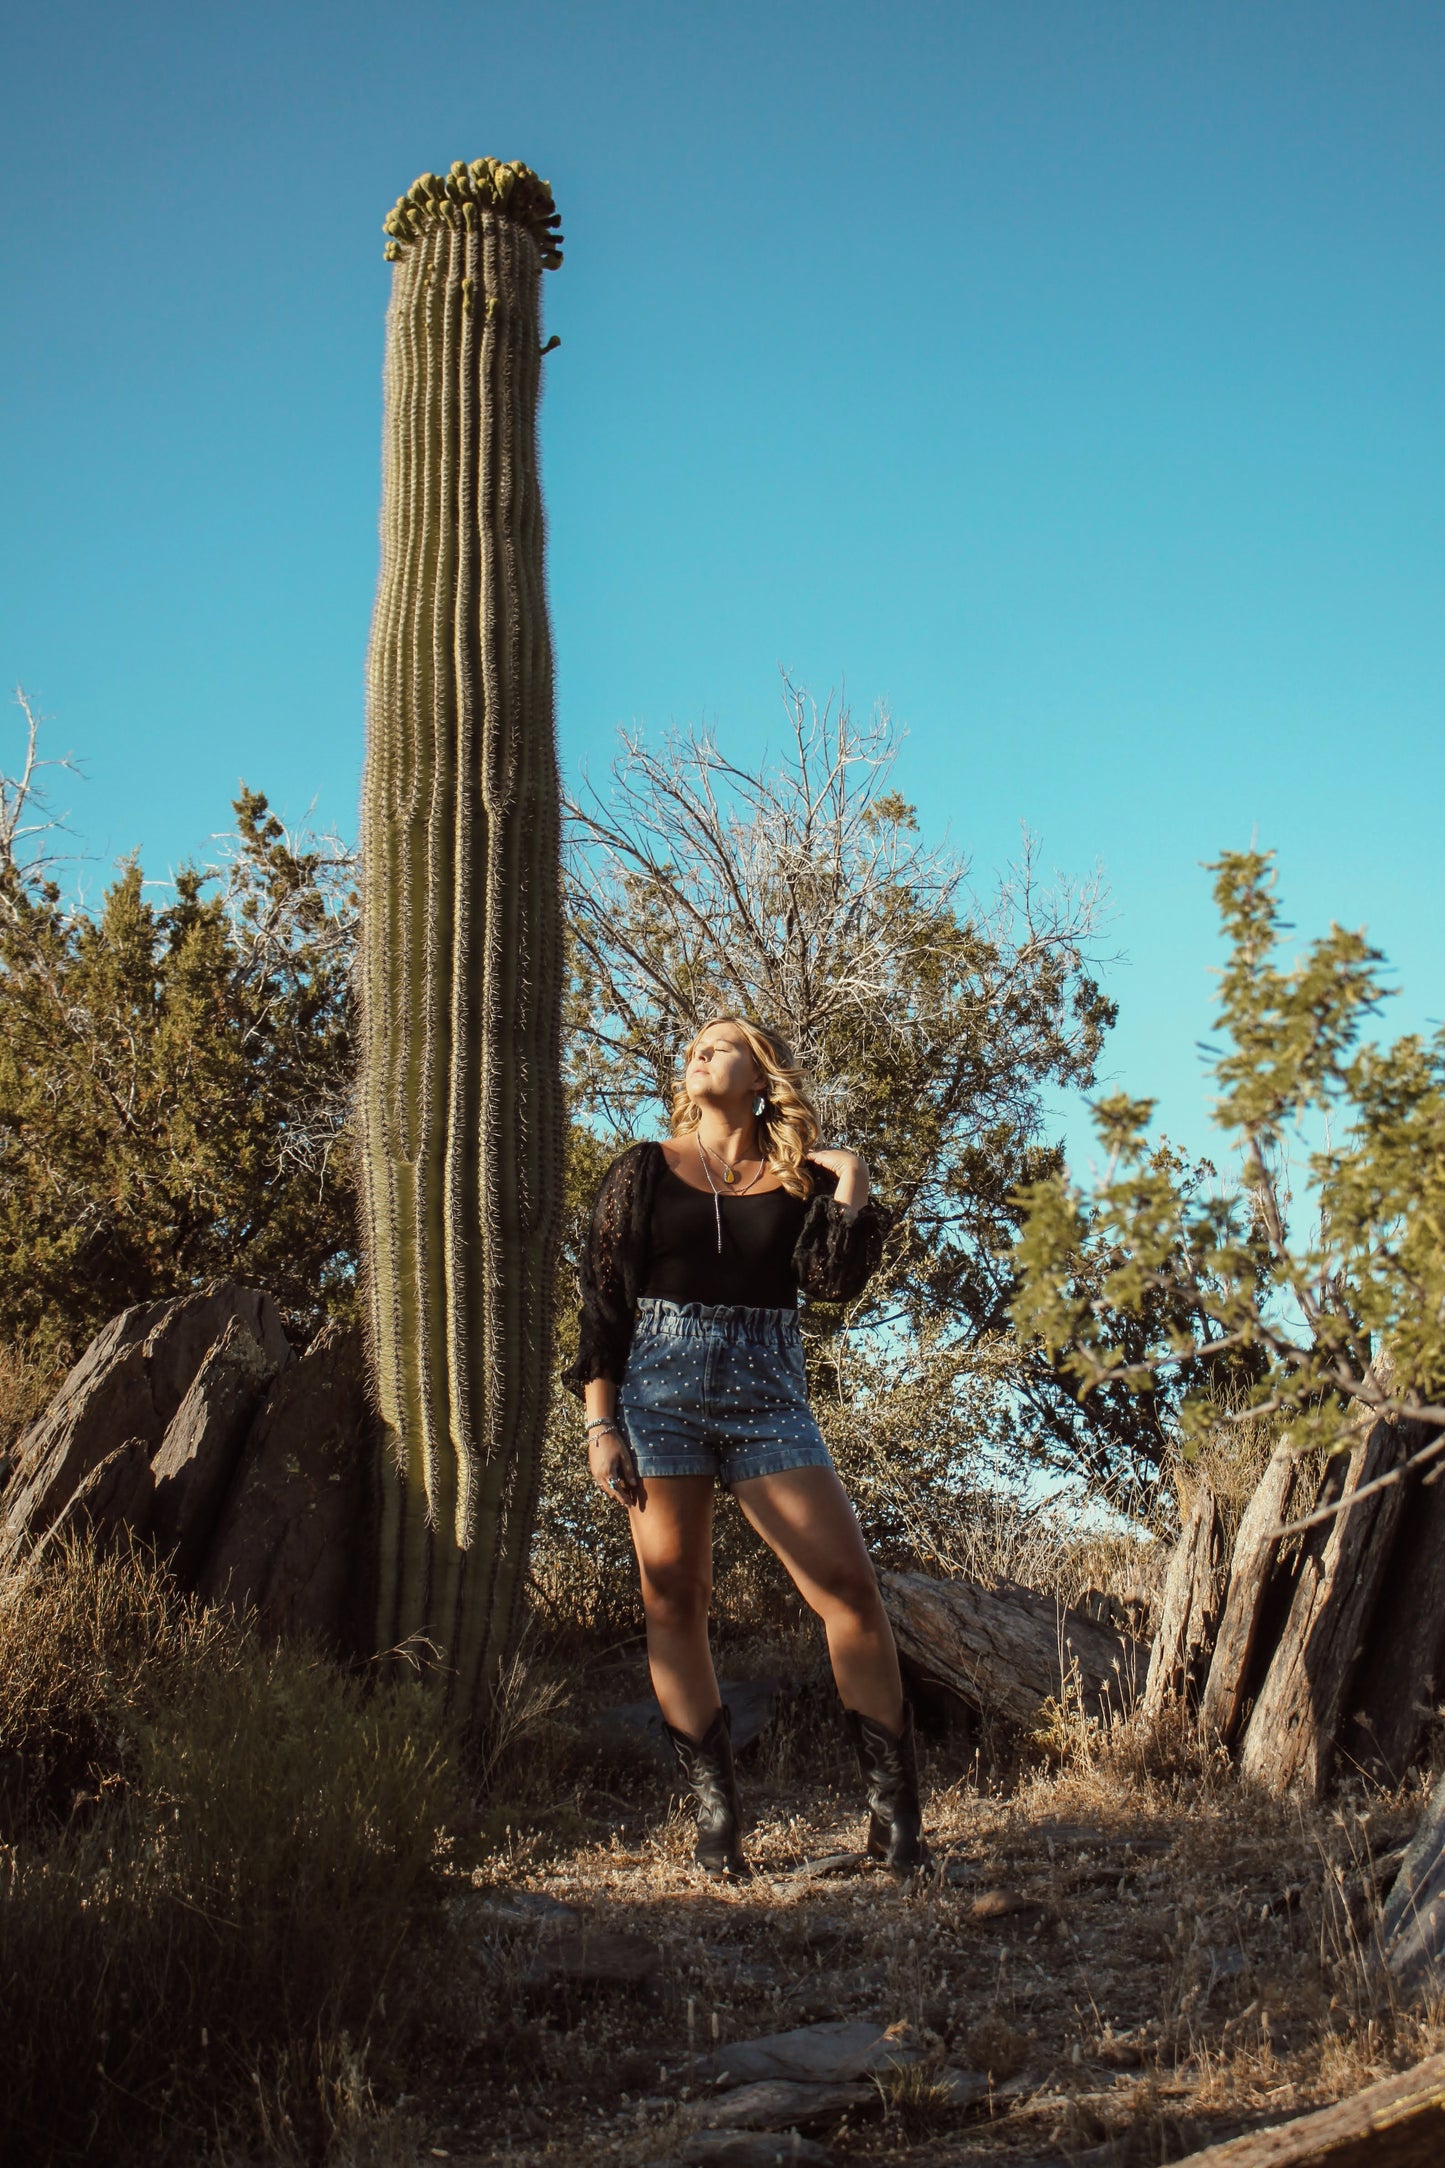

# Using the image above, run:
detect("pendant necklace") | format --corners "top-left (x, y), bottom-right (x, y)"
top-left (696, 1134), bottom-right (764, 1253)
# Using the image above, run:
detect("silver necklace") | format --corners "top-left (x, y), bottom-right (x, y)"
top-left (695, 1133), bottom-right (764, 1253)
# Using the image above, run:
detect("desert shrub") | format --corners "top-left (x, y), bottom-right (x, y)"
top-left (0, 1540), bottom-right (458, 2166)
top-left (1014, 848), bottom-right (1445, 1465)
top-left (0, 787), bottom-right (357, 1360)
top-left (0, 1334), bottom-right (59, 1466)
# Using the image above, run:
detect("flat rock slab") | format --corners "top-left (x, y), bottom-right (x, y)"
top-left (679, 2134), bottom-right (832, 2166)
top-left (594, 1677), bottom-right (785, 1763)
top-left (1033, 1822), bottom-right (1174, 1854)
top-left (197, 1320), bottom-right (371, 1651)
top-left (707, 2019), bottom-right (924, 2088)
top-left (935, 2066), bottom-right (991, 2108)
top-left (150, 1318), bottom-right (278, 1585)
top-left (786, 1853), bottom-right (866, 1884)
top-left (469, 1884), bottom-right (578, 1926)
top-left (698, 2079), bottom-right (874, 2132)
top-left (32, 1438), bottom-right (154, 1562)
top-left (518, 1926), bottom-right (662, 1997)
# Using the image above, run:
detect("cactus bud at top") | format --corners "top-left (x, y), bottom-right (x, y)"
top-left (382, 157), bottom-right (563, 264)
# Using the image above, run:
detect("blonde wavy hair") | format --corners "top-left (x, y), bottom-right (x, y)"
top-left (670, 1015), bottom-right (821, 1199)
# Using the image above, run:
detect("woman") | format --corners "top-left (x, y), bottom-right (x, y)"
top-left (564, 1015), bottom-right (929, 1883)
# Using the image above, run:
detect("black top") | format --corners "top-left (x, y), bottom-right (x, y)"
top-left (642, 1166), bottom-right (810, 1309)
top-left (562, 1140), bottom-right (892, 1395)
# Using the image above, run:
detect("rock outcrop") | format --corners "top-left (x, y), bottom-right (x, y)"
top-left (0, 1283), bottom-right (291, 1574)
top-left (149, 1318), bottom-right (281, 1584)
top-left (1, 1286), bottom-right (374, 1657)
top-left (199, 1320), bottom-right (374, 1652)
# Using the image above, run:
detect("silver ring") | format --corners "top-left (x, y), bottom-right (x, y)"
top-left (607, 1474), bottom-right (621, 1490)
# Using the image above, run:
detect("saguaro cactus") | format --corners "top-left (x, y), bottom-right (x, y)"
top-left (358, 160), bottom-right (565, 1714)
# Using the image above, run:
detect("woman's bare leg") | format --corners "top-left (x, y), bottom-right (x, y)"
top-left (732, 1466), bottom-right (904, 1729)
top-left (627, 1474), bottom-right (721, 1739)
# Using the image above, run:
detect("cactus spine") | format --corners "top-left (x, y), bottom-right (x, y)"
top-left (358, 161), bottom-right (565, 1714)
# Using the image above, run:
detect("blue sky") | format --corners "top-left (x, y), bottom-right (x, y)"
top-left (3, 1), bottom-right (1441, 1176)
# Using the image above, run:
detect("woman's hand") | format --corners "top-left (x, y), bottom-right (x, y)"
top-left (808, 1147), bottom-right (869, 1219)
top-left (588, 1423), bottom-right (644, 1509)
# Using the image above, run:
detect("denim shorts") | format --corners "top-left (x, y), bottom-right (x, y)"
top-left (618, 1297), bottom-right (835, 1484)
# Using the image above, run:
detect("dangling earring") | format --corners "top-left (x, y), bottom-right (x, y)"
top-left (753, 1093), bottom-right (768, 1118)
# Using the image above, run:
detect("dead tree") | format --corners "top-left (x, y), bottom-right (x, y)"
top-left (1338, 1421), bottom-right (1445, 1785)
top-left (1237, 1410), bottom-right (1414, 1798)
top-left (1198, 1445), bottom-right (1296, 1748)
top-left (1141, 1480), bottom-right (1225, 1722)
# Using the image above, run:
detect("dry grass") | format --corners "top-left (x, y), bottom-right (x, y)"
top-left (0, 1333), bottom-right (60, 1464)
top-left (0, 1538), bottom-right (460, 2167)
top-left (5, 1503), bottom-right (1442, 2166)
top-left (424, 1626), bottom-right (1445, 2167)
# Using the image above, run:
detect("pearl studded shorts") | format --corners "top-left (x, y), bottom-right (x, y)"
top-left (617, 1298), bottom-right (834, 1484)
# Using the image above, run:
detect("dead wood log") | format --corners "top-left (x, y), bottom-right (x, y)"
top-left (1142, 1480), bottom-right (1226, 1721)
top-left (1200, 1446), bottom-right (1296, 1749)
top-left (1379, 1765), bottom-right (1445, 2000)
top-left (1167, 2049), bottom-right (1445, 2165)
top-left (1338, 1420), bottom-right (1445, 1785)
top-left (1238, 1410), bottom-right (1413, 1799)
top-left (878, 1569), bottom-right (1141, 1732)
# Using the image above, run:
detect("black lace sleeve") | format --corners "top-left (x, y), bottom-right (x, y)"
top-left (791, 1164), bottom-right (892, 1304)
top-left (561, 1141), bottom-right (664, 1397)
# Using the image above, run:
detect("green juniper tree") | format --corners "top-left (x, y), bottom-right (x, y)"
top-left (1011, 850), bottom-right (1445, 1478)
top-left (0, 744), bottom-right (357, 1362)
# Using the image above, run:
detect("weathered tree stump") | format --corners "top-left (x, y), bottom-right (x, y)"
top-left (1199, 1445), bottom-right (1296, 1749)
top-left (1238, 1410), bottom-right (1413, 1798)
top-left (1379, 1766), bottom-right (1445, 2001)
top-left (1168, 2049), bottom-right (1445, 2164)
top-left (879, 1569), bottom-right (1141, 1732)
top-left (1142, 1479), bottom-right (1226, 1722)
top-left (1338, 1422), bottom-right (1445, 1785)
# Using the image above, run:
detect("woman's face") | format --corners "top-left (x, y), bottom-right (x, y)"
top-left (685, 1022), bottom-right (765, 1105)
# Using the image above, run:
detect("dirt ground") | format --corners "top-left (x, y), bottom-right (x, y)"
top-left (403, 1638), bottom-right (1443, 2168)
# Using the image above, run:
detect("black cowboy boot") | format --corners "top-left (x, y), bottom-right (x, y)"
top-left (845, 1703), bottom-right (932, 1881)
top-left (664, 1705), bottom-right (751, 1880)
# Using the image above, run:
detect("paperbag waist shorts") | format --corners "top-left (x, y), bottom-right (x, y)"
top-left (618, 1297), bottom-right (834, 1484)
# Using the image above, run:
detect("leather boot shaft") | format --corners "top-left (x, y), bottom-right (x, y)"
top-left (845, 1703), bottom-right (932, 1880)
top-left (665, 1705), bottom-right (751, 1880)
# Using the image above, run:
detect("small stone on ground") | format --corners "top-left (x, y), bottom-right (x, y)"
top-left (678, 2132), bottom-right (832, 2166)
top-left (696, 2078), bottom-right (873, 2131)
top-left (707, 2017), bottom-right (924, 2087)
